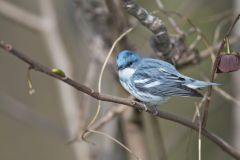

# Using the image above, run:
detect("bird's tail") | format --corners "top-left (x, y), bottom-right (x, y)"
top-left (184, 80), bottom-right (221, 89)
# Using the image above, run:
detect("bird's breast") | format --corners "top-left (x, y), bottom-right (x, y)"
top-left (118, 68), bottom-right (135, 81)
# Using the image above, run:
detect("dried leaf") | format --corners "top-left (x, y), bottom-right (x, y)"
top-left (217, 54), bottom-right (240, 73)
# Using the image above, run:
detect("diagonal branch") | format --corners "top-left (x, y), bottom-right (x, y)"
top-left (122, 0), bottom-right (172, 56)
top-left (0, 41), bottom-right (240, 159)
top-left (202, 14), bottom-right (240, 128)
top-left (176, 36), bottom-right (239, 69)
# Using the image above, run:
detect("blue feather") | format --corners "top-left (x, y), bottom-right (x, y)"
top-left (116, 50), bottom-right (221, 106)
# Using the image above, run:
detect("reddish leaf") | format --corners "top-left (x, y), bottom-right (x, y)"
top-left (217, 54), bottom-right (240, 73)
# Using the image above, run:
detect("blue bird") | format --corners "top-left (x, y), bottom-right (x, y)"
top-left (116, 50), bottom-right (220, 109)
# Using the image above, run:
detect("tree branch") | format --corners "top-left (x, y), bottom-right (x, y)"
top-left (1, 41), bottom-right (240, 159)
top-left (176, 36), bottom-right (239, 69)
top-left (202, 14), bottom-right (240, 128)
top-left (122, 0), bottom-right (172, 56)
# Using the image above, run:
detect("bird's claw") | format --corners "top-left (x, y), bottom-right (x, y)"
top-left (143, 104), bottom-right (148, 112)
top-left (152, 107), bottom-right (158, 116)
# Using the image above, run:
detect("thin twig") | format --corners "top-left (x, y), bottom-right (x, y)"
top-left (88, 129), bottom-right (141, 160)
top-left (195, 104), bottom-right (202, 160)
top-left (192, 93), bottom-right (208, 122)
top-left (189, 35), bottom-right (202, 51)
top-left (202, 14), bottom-right (240, 128)
top-left (214, 87), bottom-right (240, 106)
top-left (89, 105), bottom-right (127, 134)
top-left (213, 18), bottom-right (232, 44)
top-left (67, 105), bottom-right (127, 144)
top-left (1, 41), bottom-right (240, 159)
top-left (70, 58), bottom-right (98, 143)
top-left (152, 8), bottom-right (215, 68)
top-left (81, 28), bottom-right (136, 157)
top-left (86, 27), bottom-right (135, 128)
top-left (69, 27), bottom-right (135, 143)
top-left (200, 10), bottom-right (232, 23)
top-left (203, 74), bottom-right (240, 107)
top-left (177, 36), bottom-right (239, 69)
top-left (154, 0), bottom-right (184, 35)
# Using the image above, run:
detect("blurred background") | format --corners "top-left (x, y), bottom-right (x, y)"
top-left (0, 0), bottom-right (239, 160)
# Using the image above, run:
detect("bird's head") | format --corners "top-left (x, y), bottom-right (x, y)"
top-left (116, 50), bottom-right (141, 70)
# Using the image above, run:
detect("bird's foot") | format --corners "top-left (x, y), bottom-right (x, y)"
top-left (133, 98), bottom-right (148, 112)
top-left (152, 106), bottom-right (158, 116)
top-left (143, 104), bottom-right (148, 112)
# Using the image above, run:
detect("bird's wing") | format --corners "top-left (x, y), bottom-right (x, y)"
top-left (136, 58), bottom-right (180, 76)
top-left (132, 59), bottom-right (202, 97)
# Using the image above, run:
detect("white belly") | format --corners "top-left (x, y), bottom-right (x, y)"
top-left (118, 68), bottom-right (135, 81)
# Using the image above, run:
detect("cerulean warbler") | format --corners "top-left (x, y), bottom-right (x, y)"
top-left (116, 50), bottom-right (220, 108)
